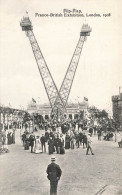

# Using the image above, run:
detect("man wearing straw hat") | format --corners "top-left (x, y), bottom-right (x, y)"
top-left (86, 134), bottom-right (95, 155)
top-left (46, 156), bottom-right (62, 195)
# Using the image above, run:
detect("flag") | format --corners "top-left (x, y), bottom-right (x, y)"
top-left (32, 98), bottom-right (36, 103)
top-left (84, 97), bottom-right (88, 101)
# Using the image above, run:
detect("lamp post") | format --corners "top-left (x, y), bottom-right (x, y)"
top-left (33, 113), bottom-right (35, 132)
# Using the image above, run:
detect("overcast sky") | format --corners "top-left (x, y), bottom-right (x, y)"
top-left (0, 0), bottom-right (122, 115)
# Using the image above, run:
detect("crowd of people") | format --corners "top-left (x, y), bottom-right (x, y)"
top-left (1, 118), bottom-right (118, 154)
top-left (22, 130), bottom-right (65, 155)
top-left (21, 114), bottom-right (122, 157)
top-left (0, 131), bottom-right (15, 154)
top-left (1, 130), bottom-right (15, 145)
top-left (21, 123), bottom-right (98, 155)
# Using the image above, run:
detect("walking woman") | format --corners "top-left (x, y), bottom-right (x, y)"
top-left (34, 136), bottom-right (42, 154)
top-left (65, 133), bottom-right (70, 149)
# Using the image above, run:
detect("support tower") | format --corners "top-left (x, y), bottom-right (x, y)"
top-left (20, 16), bottom-right (66, 122)
top-left (20, 16), bottom-right (91, 122)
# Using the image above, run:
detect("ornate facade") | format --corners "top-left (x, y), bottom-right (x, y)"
top-left (27, 101), bottom-right (89, 120)
top-left (112, 93), bottom-right (122, 130)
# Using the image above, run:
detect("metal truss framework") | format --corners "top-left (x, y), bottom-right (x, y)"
top-left (20, 16), bottom-right (91, 122)
top-left (27, 30), bottom-right (66, 121)
top-left (54, 36), bottom-right (86, 108)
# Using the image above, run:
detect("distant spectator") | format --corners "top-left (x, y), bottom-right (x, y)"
top-left (22, 133), bottom-right (26, 146)
top-left (118, 139), bottom-right (122, 148)
top-left (86, 134), bottom-right (94, 155)
top-left (89, 127), bottom-right (93, 137)
top-left (97, 129), bottom-right (102, 141)
top-left (40, 134), bottom-right (46, 152)
top-left (48, 137), bottom-right (55, 155)
top-left (82, 133), bottom-right (87, 148)
top-left (65, 133), bottom-right (70, 149)
top-left (29, 135), bottom-right (35, 153)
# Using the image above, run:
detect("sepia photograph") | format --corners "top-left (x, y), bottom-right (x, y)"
top-left (0, 0), bottom-right (122, 195)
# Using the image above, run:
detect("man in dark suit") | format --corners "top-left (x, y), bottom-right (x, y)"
top-left (54, 134), bottom-right (61, 154)
top-left (46, 156), bottom-right (62, 195)
top-left (75, 132), bottom-right (80, 148)
top-left (82, 133), bottom-right (87, 148)
top-left (48, 137), bottom-right (55, 155)
top-left (29, 135), bottom-right (35, 153)
top-left (40, 134), bottom-right (46, 152)
top-left (97, 128), bottom-right (102, 140)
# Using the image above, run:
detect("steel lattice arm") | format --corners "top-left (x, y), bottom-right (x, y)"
top-left (20, 16), bottom-right (66, 121)
top-left (54, 24), bottom-right (91, 109)
top-left (20, 16), bottom-right (91, 122)
top-left (58, 36), bottom-right (85, 107)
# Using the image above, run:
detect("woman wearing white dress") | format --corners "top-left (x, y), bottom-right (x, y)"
top-left (34, 136), bottom-right (42, 154)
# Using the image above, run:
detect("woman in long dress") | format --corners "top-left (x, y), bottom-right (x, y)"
top-left (65, 133), bottom-right (70, 149)
top-left (34, 136), bottom-right (42, 154)
top-left (48, 136), bottom-right (54, 155)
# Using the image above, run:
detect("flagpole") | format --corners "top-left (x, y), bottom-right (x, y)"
top-left (33, 113), bottom-right (34, 133)
top-left (119, 86), bottom-right (121, 95)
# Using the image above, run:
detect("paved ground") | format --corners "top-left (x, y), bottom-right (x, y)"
top-left (0, 129), bottom-right (122, 195)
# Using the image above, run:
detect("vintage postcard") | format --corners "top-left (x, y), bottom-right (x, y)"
top-left (0, 0), bottom-right (122, 195)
